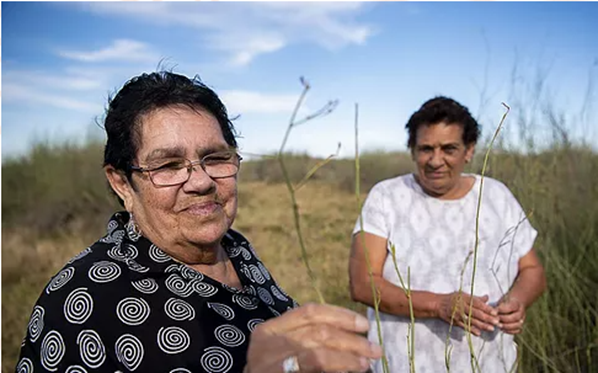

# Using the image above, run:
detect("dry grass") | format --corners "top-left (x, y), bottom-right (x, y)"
top-left (3, 143), bottom-right (598, 372)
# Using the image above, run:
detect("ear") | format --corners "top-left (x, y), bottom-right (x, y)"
top-left (464, 143), bottom-right (475, 163)
top-left (104, 165), bottom-right (135, 212)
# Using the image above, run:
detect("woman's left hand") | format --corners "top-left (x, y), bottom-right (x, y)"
top-left (497, 296), bottom-right (525, 334)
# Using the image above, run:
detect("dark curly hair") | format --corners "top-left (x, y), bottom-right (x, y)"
top-left (405, 96), bottom-right (480, 149)
top-left (103, 71), bottom-right (237, 176)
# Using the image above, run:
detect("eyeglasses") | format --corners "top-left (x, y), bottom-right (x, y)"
top-left (131, 150), bottom-right (242, 187)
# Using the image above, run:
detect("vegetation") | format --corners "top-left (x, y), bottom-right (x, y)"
top-left (2, 134), bottom-right (597, 372)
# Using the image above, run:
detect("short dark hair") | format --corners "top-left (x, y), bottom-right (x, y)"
top-left (405, 96), bottom-right (480, 149)
top-left (103, 71), bottom-right (237, 175)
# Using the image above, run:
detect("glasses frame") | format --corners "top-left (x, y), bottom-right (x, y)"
top-left (131, 150), bottom-right (243, 187)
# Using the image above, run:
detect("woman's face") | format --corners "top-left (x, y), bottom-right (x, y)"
top-left (412, 122), bottom-right (474, 198)
top-left (127, 105), bottom-right (237, 250)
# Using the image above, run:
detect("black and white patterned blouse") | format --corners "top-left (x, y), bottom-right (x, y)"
top-left (17, 212), bottom-right (297, 372)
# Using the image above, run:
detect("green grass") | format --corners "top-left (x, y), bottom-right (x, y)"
top-left (2, 140), bottom-right (597, 372)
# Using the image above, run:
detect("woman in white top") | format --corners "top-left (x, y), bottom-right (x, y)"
top-left (349, 96), bottom-right (546, 373)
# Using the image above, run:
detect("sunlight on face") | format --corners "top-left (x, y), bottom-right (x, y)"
top-left (129, 105), bottom-right (238, 251)
top-left (412, 122), bottom-right (475, 199)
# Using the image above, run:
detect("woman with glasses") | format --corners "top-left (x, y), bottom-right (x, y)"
top-left (349, 97), bottom-right (546, 372)
top-left (17, 71), bottom-right (381, 373)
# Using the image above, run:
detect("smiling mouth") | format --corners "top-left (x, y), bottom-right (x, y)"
top-left (183, 201), bottom-right (221, 216)
top-left (426, 171), bottom-right (447, 179)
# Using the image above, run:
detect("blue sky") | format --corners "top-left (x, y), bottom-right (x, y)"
top-left (2, 2), bottom-right (597, 160)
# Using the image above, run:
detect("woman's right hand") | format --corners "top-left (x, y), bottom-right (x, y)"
top-left (436, 292), bottom-right (500, 336)
top-left (244, 303), bottom-right (383, 373)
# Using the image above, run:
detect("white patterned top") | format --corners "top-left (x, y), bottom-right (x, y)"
top-left (354, 174), bottom-right (537, 373)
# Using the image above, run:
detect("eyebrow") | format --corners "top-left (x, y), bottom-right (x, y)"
top-left (417, 142), bottom-right (460, 148)
top-left (143, 145), bottom-right (233, 162)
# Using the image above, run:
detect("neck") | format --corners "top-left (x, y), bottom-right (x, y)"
top-left (415, 174), bottom-right (474, 200)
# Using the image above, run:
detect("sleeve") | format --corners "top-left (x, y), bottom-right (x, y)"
top-left (352, 182), bottom-right (390, 239)
top-left (16, 265), bottom-right (121, 372)
top-left (501, 184), bottom-right (538, 259)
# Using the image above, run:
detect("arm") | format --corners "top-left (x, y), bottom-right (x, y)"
top-left (349, 231), bottom-right (500, 335)
top-left (497, 248), bottom-right (546, 334)
top-left (349, 232), bottom-right (438, 318)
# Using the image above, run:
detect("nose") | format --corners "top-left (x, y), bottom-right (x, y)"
top-left (428, 149), bottom-right (445, 168)
top-left (182, 161), bottom-right (216, 194)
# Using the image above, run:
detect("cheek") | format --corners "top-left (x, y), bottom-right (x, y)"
top-left (137, 185), bottom-right (178, 215)
top-left (218, 180), bottom-right (238, 209)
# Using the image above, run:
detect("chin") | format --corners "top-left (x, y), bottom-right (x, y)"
top-left (184, 220), bottom-right (230, 246)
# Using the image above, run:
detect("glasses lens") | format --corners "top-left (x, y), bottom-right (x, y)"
top-left (151, 163), bottom-right (189, 186)
top-left (203, 152), bottom-right (240, 178)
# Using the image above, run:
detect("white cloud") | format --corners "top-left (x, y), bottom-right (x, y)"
top-left (3, 70), bottom-right (104, 91)
top-left (2, 83), bottom-right (100, 112)
top-left (220, 90), bottom-right (300, 115)
top-left (58, 39), bottom-right (159, 63)
top-left (78, 2), bottom-right (374, 66)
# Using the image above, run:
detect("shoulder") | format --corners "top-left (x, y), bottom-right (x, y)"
top-left (474, 175), bottom-right (517, 199)
top-left (37, 239), bottom-right (145, 313)
top-left (369, 174), bottom-right (414, 197)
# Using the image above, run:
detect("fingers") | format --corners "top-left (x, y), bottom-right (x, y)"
top-left (288, 324), bottom-right (382, 359)
top-left (465, 307), bottom-right (500, 330)
top-left (499, 319), bottom-right (524, 334)
top-left (498, 310), bottom-right (524, 324)
top-left (456, 294), bottom-right (499, 332)
top-left (497, 300), bottom-right (519, 314)
top-left (297, 348), bottom-right (372, 373)
top-left (467, 294), bottom-right (498, 317)
top-left (454, 317), bottom-right (482, 336)
top-left (259, 303), bottom-right (370, 336)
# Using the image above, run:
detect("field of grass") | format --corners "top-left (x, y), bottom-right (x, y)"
top-left (2, 140), bottom-right (597, 372)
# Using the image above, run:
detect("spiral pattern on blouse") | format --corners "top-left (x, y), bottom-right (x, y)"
top-left (164, 298), bottom-right (195, 321)
top-left (28, 305), bottom-right (45, 343)
top-left (131, 278), bottom-right (159, 294)
top-left (247, 318), bottom-right (265, 332)
top-left (169, 369), bottom-right (192, 373)
top-left (270, 306), bottom-right (282, 317)
top-left (65, 366), bottom-right (88, 373)
top-left (88, 261), bottom-right (121, 283)
top-left (157, 326), bottom-right (191, 355)
top-left (207, 302), bottom-right (235, 320)
top-left (200, 346), bottom-right (233, 373)
top-left (68, 247), bottom-right (92, 264)
top-left (115, 334), bottom-right (144, 371)
top-left (165, 274), bottom-right (194, 297)
top-left (179, 266), bottom-right (204, 281)
top-left (45, 267), bottom-right (75, 294)
top-left (148, 244), bottom-right (171, 263)
top-left (257, 287), bottom-right (274, 306)
top-left (165, 263), bottom-right (181, 273)
top-left (41, 330), bottom-right (65, 371)
top-left (227, 245), bottom-right (241, 258)
top-left (232, 294), bottom-right (259, 310)
top-left (239, 264), bottom-right (253, 283)
top-left (240, 247), bottom-right (252, 261)
top-left (64, 288), bottom-right (93, 324)
top-left (125, 258), bottom-right (149, 273)
top-left (192, 281), bottom-right (218, 297)
top-left (16, 358), bottom-right (33, 373)
top-left (271, 285), bottom-right (288, 301)
top-left (243, 285), bottom-right (257, 296)
top-left (76, 329), bottom-right (106, 368)
top-left (116, 297), bottom-right (150, 326)
top-left (258, 262), bottom-right (272, 281)
top-left (249, 265), bottom-right (265, 285)
top-left (214, 324), bottom-right (245, 347)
